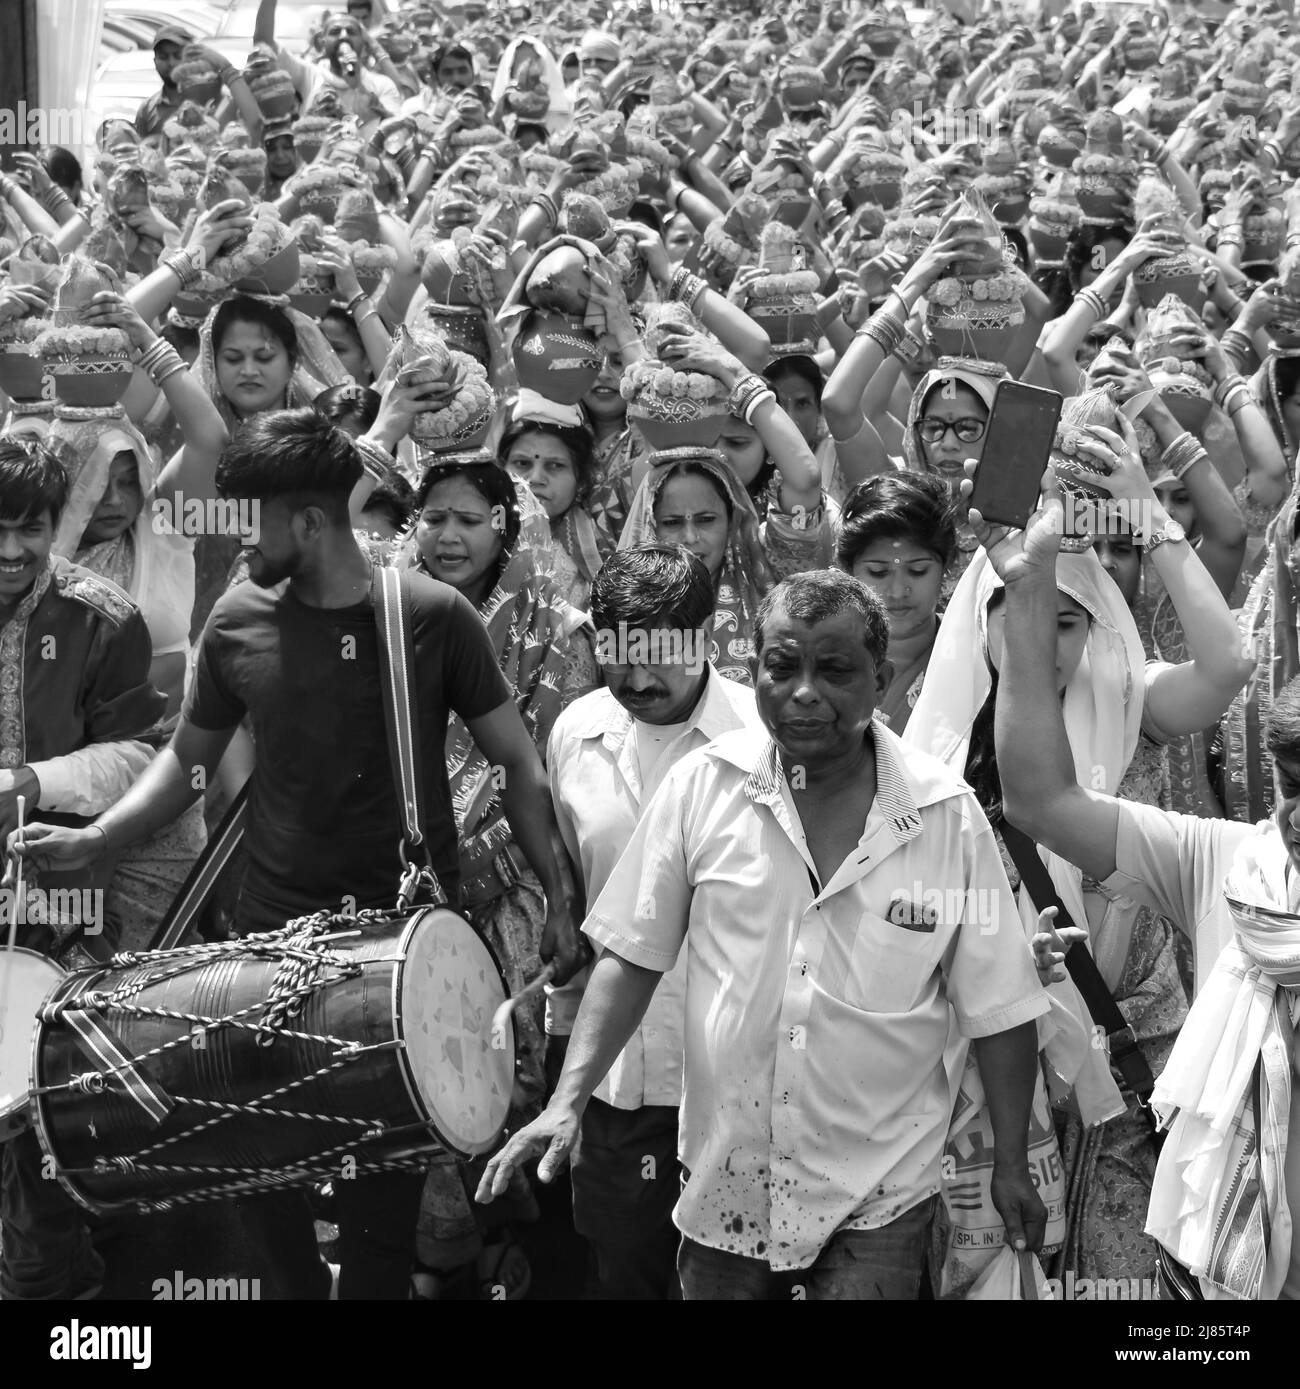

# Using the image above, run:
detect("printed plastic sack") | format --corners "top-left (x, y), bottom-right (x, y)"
top-left (967, 1246), bottom-right (1055, 1301)
top-left (935, 1052), bottom-right (1066, 1297)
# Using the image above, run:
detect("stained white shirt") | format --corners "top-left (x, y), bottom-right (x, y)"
top-left (584, 719), bottom-right (1048, 1269)
top-left (547, 666), bottom-right (761, 1109)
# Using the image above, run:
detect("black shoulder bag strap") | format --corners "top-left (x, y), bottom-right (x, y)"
top-left (371, 565), bottom-right (448, 908)
top-left (999, 818), bottom-right (1158, 1133)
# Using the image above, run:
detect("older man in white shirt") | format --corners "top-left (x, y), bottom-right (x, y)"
top-left (548, 545), bottom-right (763, 1299)
top-left (481, 569), bottom-right (1049, 1299)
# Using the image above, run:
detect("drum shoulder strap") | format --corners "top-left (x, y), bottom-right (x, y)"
top-left (371, 567), bottom-right (444, 896)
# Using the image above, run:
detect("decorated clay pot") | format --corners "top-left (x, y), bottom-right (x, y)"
top-left (769, 188), bottom-right (814, 229)
top-left (424, 303), bottom-right (490, 366)
top-left (249, 69), bottom-right (297, 121)
top-left (1132, 257), bottom-right (1204, 311)
top-left (1149, 96), bottom-right (1195, 137)
top-left (1147, 360), bottom-right (1213, 430)
top-left (625, 384), bottom-right (730, 449)
top-left (221, 149), bottom-right (267, 199)
top-left (421, 243), bottom-right (477, 307)
top-left (512, 308), bottom-right (603, 405)
top-left (44, 353), bottom-right (135, 409)
top-left (174, 61), bottom-right (222, 108)
top-left (171, 281), bottom-right (228, 326)
top-left (856, 155), bottom-right (907, 213)
top-left (1038, 125), bottom-right (1085, 169)
top-left (234, 240), bottom-right (301, 296)
top-left (1074, 172), bottom-right (1134, 224)
top-left (353, 246), bottom-right (396, 298)
top-left (0, 340), bottom-right (46, 402)
top-left (286, 257), bottom-right (334, 320)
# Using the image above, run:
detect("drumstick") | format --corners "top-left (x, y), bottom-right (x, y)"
top-left (0, 795), bottom-right (26, 1027)
top-left (491, 961), bottom-right (557, 1042)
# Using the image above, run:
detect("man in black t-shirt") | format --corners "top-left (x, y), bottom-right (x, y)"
top-left (19, 410), bottom-right (585, 1299)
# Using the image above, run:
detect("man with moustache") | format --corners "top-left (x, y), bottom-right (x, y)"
top-left (255, 0), bottom-right (401, 134)
top-left (547, 545), bottom-right (763, 1299)
top-left (479, 569), bottom-right (1048, 1299)
top-left (15, 410), bottom-right (584, 1299)
top-left (0, 439), bottom-right (165, 1301)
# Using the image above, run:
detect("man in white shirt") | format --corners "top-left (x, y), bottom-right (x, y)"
top-left (254, 0), bottom-right (401, 135)
top-left (986, 462), bottom-right (1296, 1299)
top-left (481, 569), bottom-right (1049, 1298)
top-left (548, 545), bottom-right (763, 1298)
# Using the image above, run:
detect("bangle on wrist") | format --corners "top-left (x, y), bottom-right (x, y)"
top-left (1076, 286), bottom-right (1107, 319)
top-left (345, 290), bottom-right (367, 314)
top-left (1159, 430), bottom-right (1208, 481)
top-left (1212, 372), bottom-right (1248, 410)
top-left (161, 248), bottom-right (200, 290)
top-left (728, 372), bottom-right (767, 419)
top-left (88, 823), bottom-right (111, 856)
top-left (742, 386), bottom-right (775, 426)
top-left (355, 435), bottom-right (394, 480)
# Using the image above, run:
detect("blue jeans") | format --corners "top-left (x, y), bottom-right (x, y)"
top-left (678, 1195), bottom-right (937, 1301)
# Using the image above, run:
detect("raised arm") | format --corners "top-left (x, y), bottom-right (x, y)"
top-left (823, 217), bottom-right (987, 446)
top-left (254, 0), bottom-right (277, 48)
top-left (1067, 418), bottom-right (1252, 739)
top-left (975, 469), bottom-right (1121, 882)
top-left (1091, 346), bottom-right (1248, 596)
top-left (660, 329), bottom-right (820, 511)
top-left (125, 199), bottom-right (253, 327)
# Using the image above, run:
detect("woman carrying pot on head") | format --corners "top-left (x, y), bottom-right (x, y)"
top-left (500, 391), bottom-right (614, 609)
top-left (43, 289), bottom-right (231, 950)
top-left (398, 453), bottom-right (594, 1300)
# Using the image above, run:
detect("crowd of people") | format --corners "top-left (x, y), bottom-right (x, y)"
top-left (2, 0), bottom-right (1300, 1302)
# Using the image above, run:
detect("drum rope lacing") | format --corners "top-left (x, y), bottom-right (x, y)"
top-left (40, 910), bottom-right (441, 1202)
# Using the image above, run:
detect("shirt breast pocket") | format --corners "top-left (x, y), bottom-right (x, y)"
top-left (842, 912), bottom-right (938, 1014)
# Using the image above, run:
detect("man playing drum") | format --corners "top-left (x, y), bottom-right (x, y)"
top-left (16, 410), bottom-right (585, 1299)
top-left (0, 438), bottom-right (166, 1301)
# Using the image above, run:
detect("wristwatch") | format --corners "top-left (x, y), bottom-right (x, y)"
top-left (1140, 517), bottom-right (1186, 555)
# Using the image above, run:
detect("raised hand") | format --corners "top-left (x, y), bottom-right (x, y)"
top-left (963, 459), bottom-right (1065, 586)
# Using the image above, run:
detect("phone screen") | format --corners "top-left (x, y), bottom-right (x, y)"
top-left (967, 381), bottom-right (1064, 531)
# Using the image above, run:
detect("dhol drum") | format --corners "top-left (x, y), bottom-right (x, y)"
top-left (30, 907), bottom-right (514, 1214)
top-left (0, 948), bottom-right (64, 1140)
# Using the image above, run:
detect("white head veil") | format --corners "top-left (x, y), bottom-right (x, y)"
top-left (906, 545), bottom-right (1145, 1124)
top-left (492, 35), bottom-right (574, 131)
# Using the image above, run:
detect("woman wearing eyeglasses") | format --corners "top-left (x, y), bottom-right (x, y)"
top-left (899, 358), bottom-right (1006, 595)
top-left (835, 471), bottom-right (958, 733)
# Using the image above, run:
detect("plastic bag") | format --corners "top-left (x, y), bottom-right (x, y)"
top-left (935, 1052), bottom-right (1066, 1296)
top-left (966, 1246), bottom-right (1055, 1301)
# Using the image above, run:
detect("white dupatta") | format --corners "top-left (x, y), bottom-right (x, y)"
top-left (905, 546), bottom-right (1145, 1124)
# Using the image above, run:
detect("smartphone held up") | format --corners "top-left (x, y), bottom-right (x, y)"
top-left (966, 380), bottom-right (1064, 531)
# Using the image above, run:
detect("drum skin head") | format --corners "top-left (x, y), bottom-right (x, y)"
top-left (0, 949), bottom-right (62, 1135)
top-left (398, 909), bottom-right (513, 1157)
